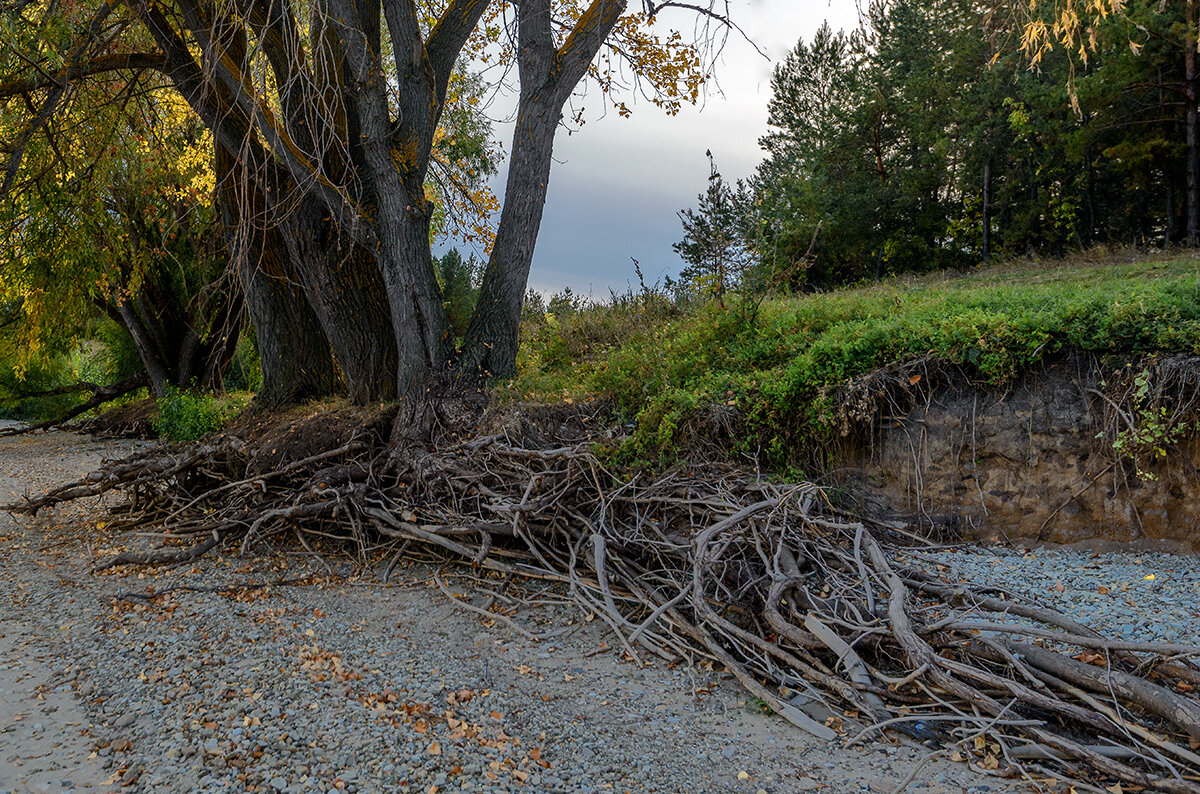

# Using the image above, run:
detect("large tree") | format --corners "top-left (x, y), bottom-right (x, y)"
top-left (0, 83), bottom-right (243, 397)
top-left (736, 0), bottom-right (1191, 288)
top-left (0, 0), bottom-right (715, 411)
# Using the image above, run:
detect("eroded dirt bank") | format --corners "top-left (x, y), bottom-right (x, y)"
top-left (0, 429), bottom-right (1015, 793)
top-left (834, 355), bottom-right (1200, 549)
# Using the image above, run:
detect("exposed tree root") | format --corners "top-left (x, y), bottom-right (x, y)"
top-left (6, 413), bottom-right (1200, 792)
top-left (0, 373), bottom-right (149, 436)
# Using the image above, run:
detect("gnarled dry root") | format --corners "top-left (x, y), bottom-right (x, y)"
top-left (7, 417), bottom-right (1200, 793)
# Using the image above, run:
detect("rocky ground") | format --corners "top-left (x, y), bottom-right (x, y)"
top-left (0, 425), bottom-right (1117, 794)
top-left (916, 544), bottom-right (1200, 645)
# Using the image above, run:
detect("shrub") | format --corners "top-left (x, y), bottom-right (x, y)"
top-left (512, 253), bottom-right (1200, 468)
top-left (225, 333), bottom-right (263, 392)
top-left (154, 387), bottom-right (246, 441)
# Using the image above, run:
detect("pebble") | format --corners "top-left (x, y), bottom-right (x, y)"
top-left (920, 546), bottom-right (1200, 644)
top-left (0, 429), bottom-right (1033, 794)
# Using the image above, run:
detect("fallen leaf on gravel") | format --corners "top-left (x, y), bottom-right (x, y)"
top-left (413, 719), bottom-right (429, 733)
top-left (1106, 784), bottom-right (1124, 794)
top-left (1097, 586), bottom-right (1110, 594)
top-left (738, 771), bottom-right (751, 780)
top-left (427, 741), bottom-right (441, 755)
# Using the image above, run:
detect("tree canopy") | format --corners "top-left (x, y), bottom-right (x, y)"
top-left (1, 0), bottom-right (724, 409)
top-left (677, 0), bottom-right (1197, 291)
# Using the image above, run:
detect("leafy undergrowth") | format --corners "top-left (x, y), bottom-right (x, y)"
top-left (511, 252), bottom-right (1200, 468)
top-left (154, 387), bottom-right (251, 442)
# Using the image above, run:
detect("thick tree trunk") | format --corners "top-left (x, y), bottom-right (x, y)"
top-left (320, 0), bottom-right (452, 402)
top-left (458, 98), bottom-right (559, 381)
top-left (1187, 0), bottom-right (1199, 246)
top-left (457, 0), bottom-right (626, 383)
top-left (113, 299), bottom-right (172, 397)
top-left (216, 146), bottom-right (340, 407)
top-left (238, 225), bottom-right (341, 406)
top-left (376, 206), bottom-right (452, 399)
top-left (275, 197), bottom-right (399, 404)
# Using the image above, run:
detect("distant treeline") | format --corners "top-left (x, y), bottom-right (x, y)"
top-left (678, 0), bottom-right (1193, 290)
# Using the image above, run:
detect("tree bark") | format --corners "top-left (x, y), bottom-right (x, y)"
top-left (458, 0), bottom-right (627, 383)
top-left (204, 11), bottom-right (395, 405)
top-left (113, 299), bottom-right (172, 398)
top-left (274, 197), bottom-right (399, 404)
top-left (235, 221), bottom-right (342, 406)
top-left (1187, 0), bottom-right (1199, 246)
top-left (458, 96), bottom-right (560, 381)
top-left (216, 144), bottom-right (340, 407)
top-left (322, 0), bottom-right (463, 400)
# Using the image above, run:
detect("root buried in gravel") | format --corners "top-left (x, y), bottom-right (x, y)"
top-left (7, 409), bottom-right (1200, 793)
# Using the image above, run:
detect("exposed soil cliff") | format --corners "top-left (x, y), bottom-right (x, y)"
top-left (833, 354), bottom-right (1200, 549)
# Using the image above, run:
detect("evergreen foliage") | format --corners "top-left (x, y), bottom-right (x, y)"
top-left (679, 0), bottom-right (1196, 291)
top-left (435, 248), bottom-right (483, 340)
top-left (673, 153), bottom-right (753, 305)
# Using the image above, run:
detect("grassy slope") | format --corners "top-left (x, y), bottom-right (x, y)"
top-left (511, 253), bottom-right (1200, 467)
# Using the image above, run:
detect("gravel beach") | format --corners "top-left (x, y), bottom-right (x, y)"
top-left (915, 545), bottom-right (1200, 645)
top-left (0, 428), bottom-right (1134, 794)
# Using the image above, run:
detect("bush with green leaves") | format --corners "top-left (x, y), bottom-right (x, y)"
top-left (153, 387), bottom-right (246, 442)
top-left (436, 248), bottom-right (483, 340)
top-left (514, 254), bottom-right (1200, 468)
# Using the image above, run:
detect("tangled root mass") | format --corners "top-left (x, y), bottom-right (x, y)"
top-left (9, 404), bottom-right (1200, 793)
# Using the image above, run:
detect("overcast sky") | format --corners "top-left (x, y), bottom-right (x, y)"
top-left (480, 0), bottom-right (862, 296)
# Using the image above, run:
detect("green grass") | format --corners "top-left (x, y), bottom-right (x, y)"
top-left (511, 253), bottom-right (1200, 467)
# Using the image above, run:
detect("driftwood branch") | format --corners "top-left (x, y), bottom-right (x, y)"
top-left (5, 411), bottom-right (1200, 792)
top-left (0, 373), bottom-right (149, 437)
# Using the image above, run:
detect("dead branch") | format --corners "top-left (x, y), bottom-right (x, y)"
top-left (6, 413), bottom-right (1200, 792)
top-left (0, 373), bottom-right (149, 437)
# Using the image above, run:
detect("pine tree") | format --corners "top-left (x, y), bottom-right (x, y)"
top-left (673, 154), bottom-right (751, 306)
